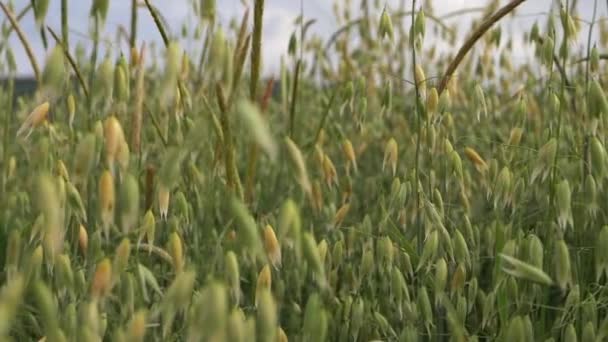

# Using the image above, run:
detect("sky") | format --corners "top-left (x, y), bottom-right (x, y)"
top-left (3, 0), bottom-right (606, 77)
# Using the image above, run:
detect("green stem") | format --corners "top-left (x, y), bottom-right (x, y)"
top-left (585, 0), bottom-right (598, 91)
top-left (0, 2), bottom-right (40, 82)
top-left (250, 0), bottom-right (264, 101)
top-left (216, 83), bottom-right (243, 200)
top-left (61, 0), bottom-right (68, 51)
top-left (2, 80), bottom-right (14, 195)
top-left (411, 0), bottom-right (423, 256)
top-left (0, 3), bottom-right (32, 53)
top-left (437, 0), bottom-right (527, 96)
top-left (289, 60), bottom-right (301, 138)
top-left (143, 0), bottom-right (169, 45)
top-left (130, 0), bottom-right (138, 49)
top-left (87, 15), bottom-right (99, 125)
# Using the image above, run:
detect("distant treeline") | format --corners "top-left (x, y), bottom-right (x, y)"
top-left (1, 77), bottom-right (37, 98)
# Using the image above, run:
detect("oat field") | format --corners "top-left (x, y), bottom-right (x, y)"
top-left (1, 0), bottom-right (608, 341)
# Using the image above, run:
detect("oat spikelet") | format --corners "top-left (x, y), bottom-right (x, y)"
top-left (264, 224), bottom-right (282, 268)
top-left (464, 147), bottom-right (487, 172)
top-left (104, 116), bottom-right (126, 171)
top-left (168, 232), bottom-right (184, 274)
top-left (383, 138), bottom-right (398, 176)
top-left (78, 224), bottom-right (88, 256)
top-left (16, 102), bottom-right (50, 139)
top-left (285, 137), bottom-right (312, 196)
top-left (91, 258), bottom-right (112, 299)
top-left (311, 180), bottom-right (323, 213)
top-left (158, 185), bottom-right (170, 220)
top-left (322, 154), bottom-right (338, 187)
top-left (333, 202), bottom-right (351, 228)
top-left (255, 264), bottom-right (272, 307)
top-left (342, 138), bottom-right (357, 173)
top-left (99, 170), bottom-right (115, 239)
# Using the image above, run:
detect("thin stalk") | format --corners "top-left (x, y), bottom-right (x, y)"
top-left (47, 26), bottom-right (89, 99)
top-left (130, 0), bottom-right (138, 49)
top-left (573, 53), bottom-right (608, 64)
top-left (312, 89), bottom-right (337, 148)
top-left (87, 15), bottom-right (99, 121)
top-left (585, 0), bottom-right (598, 90)
top-left (289, 60), bottom-right (301, 138)
top-left (0, 2), bottom-right (40, 81)
top-left (196, 24), bottom-right (213, 84)
top-left (0, 3), bottom-right (32, 53)
top-left (437, 0), bottom-right (527, 96)
top-left (143, 103), bottom-right (168, 148)
top-left (143, 0), bottom-right (169, 45)
top-left (216, 83), bottom-right (244, 200)
top-left (250, 0), bottom-right (264, 101)
top-left (2, 80), bottom-right (14, 195)
top-left (143, 0), bottom-right (190, 113)
top-left (411, 0), bottom-right (423, 256)
top-left (61, 0), bottom-right (68, 51)
top-left (132, 43), bottom-right (146, 157)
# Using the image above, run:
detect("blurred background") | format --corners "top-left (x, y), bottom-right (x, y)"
top-left (2, 0), bottom-right (604, 76)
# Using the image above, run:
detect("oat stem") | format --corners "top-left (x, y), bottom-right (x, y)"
top-left (289, 60), bottom-right (301, 138)
top-left (0, 1), bottom-right (40, 81)
top-left (61, 0), bottom-right (68, 51)
top-left (130, 0), bottom-right (138, 49)
top-left (411, 0), bottom-right (423, 256)
top-left (437, 0), bottom-right (527, 96)
top-left (132, 43), bottom-right (146, 155)
top-left (217, 83), bottom-right (244, 200)
top-left (143, 0), bottom-right (169, 45)
top-left (250, 0), bottom-right (264, 102)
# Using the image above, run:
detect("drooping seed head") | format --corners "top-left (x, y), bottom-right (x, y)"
top-left (554, 239), bottom-right (572, 290)
top-left (99, 170), bottom-right (115, 238)
top-left (530, 138), bottom-right (557, 184)
top-left (78, 224), bottom-right (88, 256)
top-left (378, 8), bottom-right (394, 41)
top-left (322, 154), bottom-right (338, 188)
top-left (168, 232), bottom-right (184, 274)
top-left (113, 238), bottom-right (131, 280)
top-left (464, 147), bottom-right (488, 172)
top-left (119, 173), bottom-right (139, 233)
top-left (342, 138), bottom-right (357, 173)
top-left (103, 116), bottom-right (126, 171)
top-left (508, 127), bottom-right (523, 146)
top-left (264, 224), bottom-right (282, 268)
top-left (225, 251), bottom-right (241, 305)
top-left (333, 202), bottom-right (351, 228)
top-left (255, 264), bottom-right (272, 307)
top-left (383, 138), bottom-right (398, 176)
top-left (91, 258), bottom-right (112, 299)
top-left (158, 185), bottom-right (170, 221)
top-left (556, 179), bottom-right (573, 230)
top-left (16, 102), bottom-right (50, 139)
top-left (127, 310), bottom-right (147, 342)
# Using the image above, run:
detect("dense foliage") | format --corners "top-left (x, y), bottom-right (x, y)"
top-left (1, 0), bottom-right (608, 341)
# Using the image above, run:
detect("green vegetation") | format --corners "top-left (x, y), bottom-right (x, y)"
top-left (1, 0), bottom-right (608, 340)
